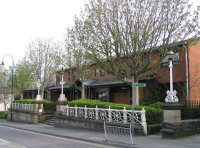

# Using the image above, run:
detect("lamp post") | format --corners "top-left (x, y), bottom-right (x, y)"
top-left (165, 50), bottom-right (179, 102)
top-left (161, 50), bottom-right (183, 138)
top-left (35, 74), bottom-right (42, 101)
top-left (58, 67), bottom-right (67, 101)
top-left (1, 54), bottom-right (15, 122)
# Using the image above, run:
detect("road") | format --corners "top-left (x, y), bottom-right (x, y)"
top-left (0, 125), bottom-right (116, 148)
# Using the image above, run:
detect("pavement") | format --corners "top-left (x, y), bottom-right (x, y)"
top-left (0, 119), bottom-right (200, 148)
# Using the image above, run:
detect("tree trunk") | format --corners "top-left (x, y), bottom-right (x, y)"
top-left (21, 93), bottom-right (23, 100)
top-left (81, 83), bottom-right (85, 99)
top-left (135, 87), bottom-right (139, 106)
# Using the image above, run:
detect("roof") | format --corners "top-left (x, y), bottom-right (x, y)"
top-left (49, 77), bottom-right (126, 90)
top-left (49, 82), bottom-right (73, 90)
top-left (89, 77), bottom-right (125, 86)
top-left (84, 79), bottom-right (98, 86)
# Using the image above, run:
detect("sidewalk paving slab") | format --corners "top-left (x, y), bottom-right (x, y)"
top-left (0, 119), bottom-right (200, 148)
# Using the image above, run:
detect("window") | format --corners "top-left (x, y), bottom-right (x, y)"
top-left (100, 69), bottom-right (105, 76)
top-left (68, 72), bottom-right (71, 80)
top-left (58, 75), bottom-right (62, 82)
top-left (95, 68), bottom-right (100, 77)
top-left (143, 57), bottom-right (150, 66)
top-left (161, 52), bottom-right (180, 67)
top-left (68, 71), bottom-right (75, 80)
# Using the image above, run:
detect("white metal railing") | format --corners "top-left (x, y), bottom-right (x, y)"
top-left (61, 105), bottom-right (147, 135)
top-left (11, 102), bottom-right (34, 112)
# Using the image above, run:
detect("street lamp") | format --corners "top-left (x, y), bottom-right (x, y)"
top-left (165, 50), bottom-right (179, 102)
top-left (58, 67), bottom-right (67, 101)
top-left (35, 74), bottom-right (42, 101)
top-left (1, 54), bottom-right (15, 122)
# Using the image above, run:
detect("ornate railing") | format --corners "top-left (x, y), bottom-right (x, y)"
top-left (61, 105), bottom-right (147, 135)
top-left (11, 102), bottom-right (34, 112)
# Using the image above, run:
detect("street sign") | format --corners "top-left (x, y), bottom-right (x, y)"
top-left (134, 83), bottom-right (146, 87)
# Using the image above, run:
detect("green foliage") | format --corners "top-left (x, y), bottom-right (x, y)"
top-left (14, 61), bottom-right (35, 95)
top-left (14, 94), bottom-right (21, 100)
top-left (181, 103), bottom-right (200, 120)
top-left (13, 99), bottom-right (35, 104)
top-left (13, 99), bottom-right (56, 112)
top-left (148, 102), bottom-right (164, 109)
top-left (144, 79), bottom-right (167, 103)
top-left (43, 99), bottom-right (56, 112)
top-left (139, 96), bottom-right (157, 106)
top-left (0, 111), bottom-right (8, 119)
top-left (134, 106), bottom-right (163, 124)
top-left (68, 99), bottom-right (163, 124)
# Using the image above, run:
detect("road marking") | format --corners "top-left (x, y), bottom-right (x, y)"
top-left (0, 139), bottom-right (9, 143)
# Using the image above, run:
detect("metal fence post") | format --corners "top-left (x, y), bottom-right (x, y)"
top-left (96, 106), bottom-right (99, 120)
top-left (75, 105), bottom-right (77, 117)
top-left (141, 108), bottom-right (147, 135)
top-left (123, 107), bottom-right (127, 123)
top-left (108, 106), bottom-right (112, 122)
top-left (66, 104), bottom-right (69, 116)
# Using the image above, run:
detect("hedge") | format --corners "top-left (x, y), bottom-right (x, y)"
top-left (13, 99), bottom-right (35, 104)
top-left (68, 99), bottom-right (163, 124)
top-left (13, 99), bottom-right (56, 112)
top-left (0, 111), bottom-right (8, 119)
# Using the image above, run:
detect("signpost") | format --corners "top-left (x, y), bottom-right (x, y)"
top-left (125, 77), bottom-right (146, 145)
top-left (134, 83), bottom-right (146, 87)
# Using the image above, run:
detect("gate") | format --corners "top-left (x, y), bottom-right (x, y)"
top-left (104, 121), bottom-right (133, 145)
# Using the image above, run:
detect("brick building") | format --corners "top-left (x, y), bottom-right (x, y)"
top-left (23, 40), bottom-right (200, 105)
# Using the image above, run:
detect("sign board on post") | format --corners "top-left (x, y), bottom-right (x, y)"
top-left (134, 83), bottom-right (146, 87)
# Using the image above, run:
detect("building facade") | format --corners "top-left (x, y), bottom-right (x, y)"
top-left (23, 40), bottom-right (200, 104)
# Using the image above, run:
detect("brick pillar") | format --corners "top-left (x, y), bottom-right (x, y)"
top-left (56, 101), bottom-right (68, 115)
top-left (34, 100), bottom-right (44, 112)
top-left (33, 100), bottom-right (44, 123)
top-left (160, 102), bottom-right (183, 138)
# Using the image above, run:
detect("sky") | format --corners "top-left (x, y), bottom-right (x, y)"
top-left (0, 0), bottom-right (199, 69)
top-left (0, 0), bottom-right (88, 68)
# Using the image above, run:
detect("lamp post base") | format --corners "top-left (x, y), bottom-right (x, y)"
top-left (58, 94), bottom-right (67, 101)
top-left (35, 95), bottom-right (42, 101)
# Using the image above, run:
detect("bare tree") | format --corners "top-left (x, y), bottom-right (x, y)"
top-left (25, 37), bottom-right (63, 99)
top-left (73, 0), bottom-right (199, 105)
top-left (62, 23), bottom-right (94, 99)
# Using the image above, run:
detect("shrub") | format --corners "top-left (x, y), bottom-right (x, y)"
top-left (135, 106), bottom-right (163, 124)
top-left (13, 99), bottom-right (56, 112)
top-left (181, 102), bottom-right (200, 120)
top-left (68, 99), bottom-right (163, 124)
top-left (148, 102), bottom-right (164, 109)
top-left (139, 96), bottom-right (157, 106)
top-left (0, 111), bottom-right (8, 119)
top-left (13, 99), bottom-right (35, 104)
top-left (43, 99), bottom-right (56, 112)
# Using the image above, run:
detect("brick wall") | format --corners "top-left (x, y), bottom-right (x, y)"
top-left (188, 41), bottom-right (200, 101)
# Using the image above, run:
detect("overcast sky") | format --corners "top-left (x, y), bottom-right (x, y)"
top-left (0, 0), bottom-right (199, 69)
top-left (0, 0), bottom-right (87, 68)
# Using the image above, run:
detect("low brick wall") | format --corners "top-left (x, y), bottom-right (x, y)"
top-left (54, 115), bottom-right (155, 135)
top-left (181, 119), bottom-right (200, 136)
top-left (54, 115), bottom-right (104, 130)
top-left (161, 119), bottom-right (200, 138)
top-left (7, 109), bottom-right (47, 124)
